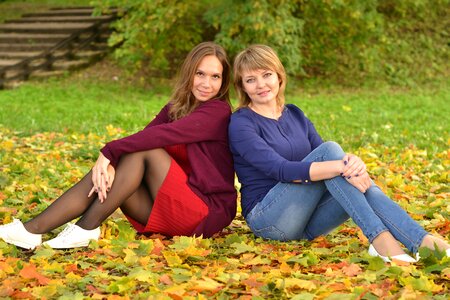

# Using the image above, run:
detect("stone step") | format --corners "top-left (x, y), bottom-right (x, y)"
top-left (0, 58), bottom-right (52, 70)
top-left (0, 40), bottom-right (109, 51)
top-left (0, 51), bottom-right (42, 59)
top-left (0, 6), bottom-right (118, 89)
top-left (74, 49), bottom-right (106, 59)
top-left (22, 8), bottom-right (119, 17)
top-left (0, 33), bottom-right (70, 43)
top-left (0, 50), bottom-right (74, 59)
top-left (0, 43), bottom-right (55, 51)
top-left (6, 15), bottom-right (114, 23)
top-left (0, 59), bottom-right (21, 67)
top-left (0, 22), bottom-right (95, 34)
top-left (1, 80), bottom-right (22, 89)
top-left (1, 69), bottom-right (20, 79)
top-left (50, 6), bottom-right (95, 10)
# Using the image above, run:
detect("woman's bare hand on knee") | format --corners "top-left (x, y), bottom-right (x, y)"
top-left (89, 152), bottom-right (112, 203)
top-left (106, 164), bottom-right (115, 193)
top-left (346, 171), bottom-right (371, 193)
top-left (342, 154), bottom-right (366, 178)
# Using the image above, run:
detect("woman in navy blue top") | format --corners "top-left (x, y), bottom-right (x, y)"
top-left (229, 44), bottom-right (450, 263)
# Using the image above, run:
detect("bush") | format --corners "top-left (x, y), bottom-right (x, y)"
top-left (300, 0), bottom-right (384, 81)
top-left (97, 0), bottom-right (214, 74)
top-left (96, 0), bottom-right (449, 86)
top-left (205, 0), bottom-right (304, 75)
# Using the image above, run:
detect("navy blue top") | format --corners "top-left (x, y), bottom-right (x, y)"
top-left (228, 104), bottom-right (323, 218)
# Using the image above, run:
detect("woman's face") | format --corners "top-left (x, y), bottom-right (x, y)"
top-left (241, 69), bottom-right (280, 106)
top-left (191, 55), bottom-right (223, 102)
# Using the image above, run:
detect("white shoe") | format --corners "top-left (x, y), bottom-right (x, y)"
top-left (368, 244), bottom-right (417, 263)
top-left (44, 223), bottom-right (100, 249)
top-left (0, 219), bottom-right (42, 250)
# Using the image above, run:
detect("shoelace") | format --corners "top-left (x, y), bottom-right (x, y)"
top-left (57, 224), bottom-right (76, 238)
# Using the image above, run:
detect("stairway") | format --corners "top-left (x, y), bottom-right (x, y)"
top-left (0, 6), bottom-right (119, 89)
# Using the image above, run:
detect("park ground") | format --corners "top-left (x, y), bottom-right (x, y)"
top-left (0, 57), bottom-right (449, 299)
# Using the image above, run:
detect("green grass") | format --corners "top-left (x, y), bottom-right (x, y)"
top-left (292, 85), bottom-right (450, 152)
top-left (1, 73), bottom-right (448, 154)
top-left (1, 75), bottom-right (449, 298)
top-left (0, 76), bottom-right (168, 135)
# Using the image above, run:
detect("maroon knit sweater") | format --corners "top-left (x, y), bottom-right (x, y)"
top-left (101, 99), bottom-right (237, 237)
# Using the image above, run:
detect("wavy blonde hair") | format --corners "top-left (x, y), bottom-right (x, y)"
top-left (169, 42), bottom-right (231, 120)
top-left (233, 44), bottom-right (286, 108)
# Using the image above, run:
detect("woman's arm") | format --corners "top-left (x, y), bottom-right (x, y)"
top-left (309, 160), bottom-right (371, 193)
top-left (102, 99), bottom-right (231, 167)
top-left (309, 160), bottom-right (344, 181)
top-left (144, 104), bottom-right (171, 129)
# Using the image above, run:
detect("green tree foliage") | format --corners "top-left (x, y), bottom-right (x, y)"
top-left (96, 0), bottom-right (449, 85)
top-left (97, 0), bottom-right (214, 73)
top-left (205, 0), bottom-right (304, 75)
top-left (300, 0), bottom-right (384, 80)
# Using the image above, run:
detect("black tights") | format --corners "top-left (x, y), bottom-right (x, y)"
top-left (24, 149), bottom-right (172, 234)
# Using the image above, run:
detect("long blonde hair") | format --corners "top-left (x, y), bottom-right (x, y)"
top-left (233, 44), bottom-right (286, 108)
top-left (169, 42), bottom-right (231, 120)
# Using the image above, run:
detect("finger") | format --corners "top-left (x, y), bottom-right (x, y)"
top-left (356, 181), bottom-right (366, 193)
top-left (355, 162), bottom-right (366, 175)
top-left (344, 159), bottom-right (365, 177)
top-left (101, 173), bottom-right (108, 200)
top-left (361, 175), bottom-right (371, 191)
top-left (342, 157), bottom-right (357, 174)
top-left (92, 166), bottom-right (97, 187)
top-left (350, 165), bottom-right (364, 178)
top-left (107, 172), bottom-right (114, 192)
top-left (88, 186), bottom-right (96, 197)
top-left (347, 178), bottom-right (364, 192)
top-left (98, 172), bottom-right (108, 201)
top-left (343, 154), bottom-right (350, 166)
top-left (96, 167), bottom-right (103, 194)
top-left (102, 165), bottom-right (109, 186)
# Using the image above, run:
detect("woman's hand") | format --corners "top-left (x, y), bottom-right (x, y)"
top-left (346, 171), bottom-right (371, 193)
top-left (88, 152), bottom-right (114, 203)
top-left (342, 154), bottom-right (366, 179)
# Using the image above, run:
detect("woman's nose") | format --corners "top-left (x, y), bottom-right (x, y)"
top-left (201, 77), bottom-right (211, 87)
top-left (256, 78), bottom-right (265, 88)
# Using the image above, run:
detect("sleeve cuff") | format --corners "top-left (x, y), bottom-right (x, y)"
top-left (100, 144), bottom-right (117, 168)
top-left (298, 161), bottom-right (313, 184)
top-left (288, 161), bottom-right (313, 184)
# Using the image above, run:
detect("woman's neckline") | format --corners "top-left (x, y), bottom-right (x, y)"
top-left (246, 104), bottom-right (285, 121)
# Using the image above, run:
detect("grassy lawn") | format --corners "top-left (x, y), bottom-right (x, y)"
top-left (1, 66), bottom-right (448, 153)
top-left (0, 62), bottom-right (449, 298)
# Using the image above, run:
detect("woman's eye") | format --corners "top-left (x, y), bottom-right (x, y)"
top-left (196, 71), bottom-right (204, 76)
top-left (213, 74), bottom-right (221, 79)
top-left (263, 72), bottom-right (272, 78)
top-left (245, 78), bottom-right (255, 83)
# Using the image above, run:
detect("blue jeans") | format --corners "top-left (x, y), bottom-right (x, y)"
top-left (245, 142), bottom-right (428, 253)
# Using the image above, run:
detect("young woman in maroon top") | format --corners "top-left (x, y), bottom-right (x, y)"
top-left (0, 42), bottom-right (237, 250)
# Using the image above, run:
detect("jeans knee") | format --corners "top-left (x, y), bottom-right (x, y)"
top-left (320, 141), bottom-right (345, 160)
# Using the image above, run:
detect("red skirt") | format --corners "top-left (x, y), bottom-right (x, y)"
top-left (125, 145), bottom-right (209, 237)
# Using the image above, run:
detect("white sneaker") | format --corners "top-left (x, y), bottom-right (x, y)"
top-left (368, 244), bottom-right (417, 263)
top-left (43, 223), bottom-right (100, 249)
top-left (0, 218), bottom-right (42, 250)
